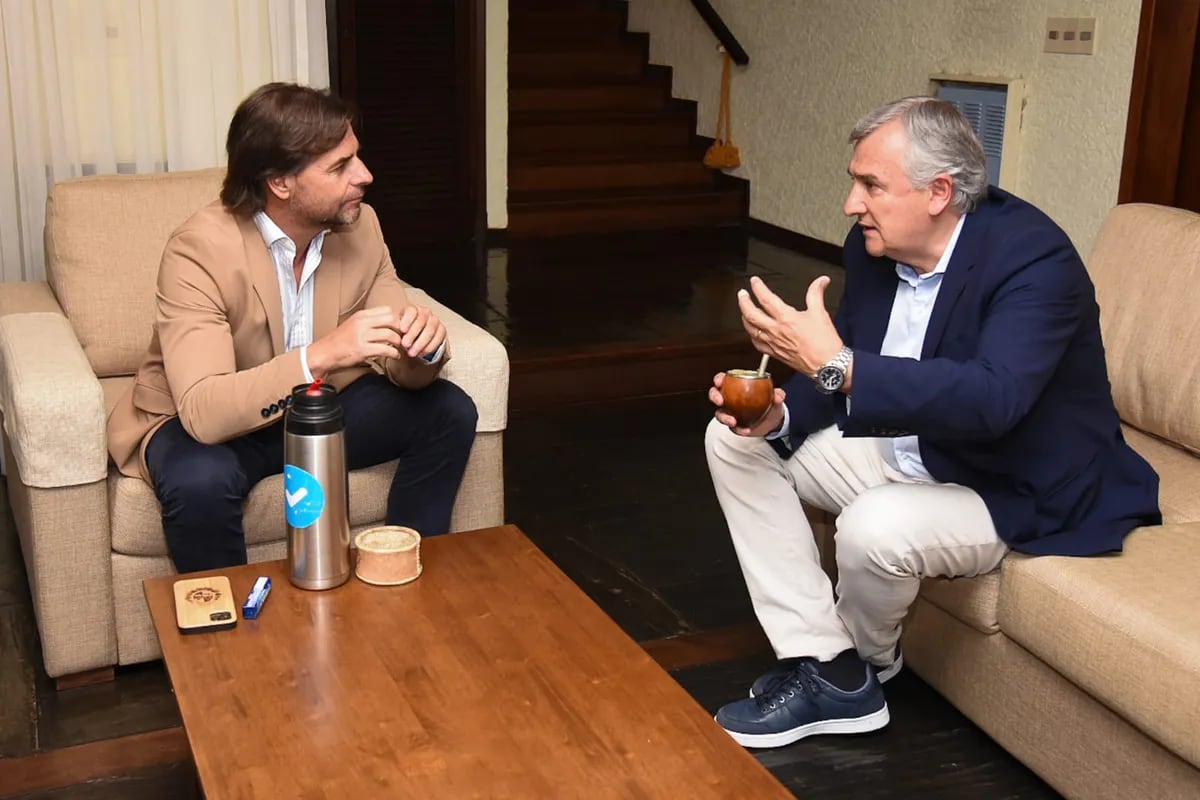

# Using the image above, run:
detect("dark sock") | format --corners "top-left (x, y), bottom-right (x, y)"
top-left (815, 649), bottom-right (869, 691)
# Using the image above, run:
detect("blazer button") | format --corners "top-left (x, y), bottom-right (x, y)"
top-left (269, 403), bottom-right (279, 415)
top-left (261, 407), bottom-right (270, 418)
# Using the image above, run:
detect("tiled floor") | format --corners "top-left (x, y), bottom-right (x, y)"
top-left (0, 232), bottom-right (1059, 799)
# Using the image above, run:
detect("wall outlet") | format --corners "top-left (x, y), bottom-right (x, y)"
top-left (1074, 17), bottom-right (1097, 55)
top-left (1045, 17), bottom-right (1097, 55)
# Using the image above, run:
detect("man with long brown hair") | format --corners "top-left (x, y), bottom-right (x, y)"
top-left (108, 82), bottom-right (477, 573)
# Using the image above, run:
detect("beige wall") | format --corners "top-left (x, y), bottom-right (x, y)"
top-left (626, 0), bottom-right (1140, 256)
top-left (487, 0), bottom-right (508, 229)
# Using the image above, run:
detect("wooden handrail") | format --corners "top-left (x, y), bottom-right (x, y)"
top-left (688, 0), bottom-right (749, 65)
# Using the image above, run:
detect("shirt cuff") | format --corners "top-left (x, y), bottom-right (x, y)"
top-left (300, 345), bottom-right (314, 382)
top-left (423, 342), bottom-right (446, 364)
top-left (765, 404), bottom-right (790, 440)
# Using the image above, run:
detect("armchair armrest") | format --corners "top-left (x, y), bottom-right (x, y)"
top-left (0, 312), bottom-right (108, 487)
top-left (0, 280), bottom-right (68, 317)
top-left (406, 288), bottom-right (509, 433)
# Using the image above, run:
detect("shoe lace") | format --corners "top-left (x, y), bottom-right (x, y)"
top-left (756, 660), bottom-right (822, 712)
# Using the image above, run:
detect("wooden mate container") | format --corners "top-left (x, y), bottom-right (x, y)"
top-left (721, 368), bottom-right (774, 428)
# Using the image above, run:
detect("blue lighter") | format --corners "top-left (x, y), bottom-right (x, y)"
top-left (242, 576), bottom-right (271, 619)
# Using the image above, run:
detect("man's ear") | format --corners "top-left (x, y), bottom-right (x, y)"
top-left (266, 174), bottom-right (292, 202)
top-left (928, 175), bottom-right (954, 215)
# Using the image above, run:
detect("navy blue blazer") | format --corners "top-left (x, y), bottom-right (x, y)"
top-left (777, 187), bottom-right (1161, 556)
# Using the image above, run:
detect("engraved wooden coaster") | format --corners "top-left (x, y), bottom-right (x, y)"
top-left (354, 526), bottom-right (422, 586)
top-left (173, 576), bottom-right (237, 633)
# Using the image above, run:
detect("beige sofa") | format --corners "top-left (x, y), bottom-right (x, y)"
top-left (0, 169), bottom-right (509, 683)
top-left (810, 203), bottom-right (1200, 799)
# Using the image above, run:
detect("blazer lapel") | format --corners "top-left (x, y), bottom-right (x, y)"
top-left (312, 230), bottom-right (342, 341)
top-left (921, 215), bottom-right (979, 358)
top-left (240, 216), bottom-right (285, 356)
top-left (852, 255), bottom-right (900, 353)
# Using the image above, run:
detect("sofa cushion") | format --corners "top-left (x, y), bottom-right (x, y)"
top-left (918, 570), bottom-right (1001, 634)
top-left (1089, 203), bottom-right (1200, 452)
top-left (998, 524), bottom-right (1200, 769)
top-left (109, 460), bottom-right (396, 556)
top-left (1122, 424), bottom-right (1200, 524)
top-left (45, 169), bottom-right (225, 378)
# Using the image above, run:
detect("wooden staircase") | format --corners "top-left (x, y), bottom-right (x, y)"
top-left (508, 0), bottom-right (747, 238)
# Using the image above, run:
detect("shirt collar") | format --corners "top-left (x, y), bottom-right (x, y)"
top-left (252, 211), bottom-right (329, 253)
top-left (896, 213), bottom-right (968, 282)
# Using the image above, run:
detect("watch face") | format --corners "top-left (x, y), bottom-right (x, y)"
top-left (817, 365), bottom-right (845, 393)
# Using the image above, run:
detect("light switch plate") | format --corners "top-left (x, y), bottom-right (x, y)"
top-left (1045, 17), bottom-right (1096, 55)
top-left (1045, 17), bottom-right (1075, 54)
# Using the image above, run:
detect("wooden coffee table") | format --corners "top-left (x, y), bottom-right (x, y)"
top-left (145, 524), bottom-right (790, 798)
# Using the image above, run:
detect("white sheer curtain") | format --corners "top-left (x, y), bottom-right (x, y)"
top-left (0, 0), bottom-right (330, 283)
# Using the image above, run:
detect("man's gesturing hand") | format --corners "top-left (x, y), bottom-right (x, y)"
top-left (738, 275), bottom-right (843, 379)
top-left (306, 306), bottom-right (407, 376)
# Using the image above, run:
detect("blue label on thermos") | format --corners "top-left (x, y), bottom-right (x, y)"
top-left (284, 465), bottom-right (325, 528)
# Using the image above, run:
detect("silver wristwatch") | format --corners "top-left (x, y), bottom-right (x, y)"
top-left (815, 346), bottom-right (853, 395)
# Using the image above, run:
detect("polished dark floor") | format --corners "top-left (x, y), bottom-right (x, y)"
top-left (0, 232), bottom-right (1058, 799)
top-left (403, 229), bottom-right (845, 355)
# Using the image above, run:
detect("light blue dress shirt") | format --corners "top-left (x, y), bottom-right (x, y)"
top-left (767, 215), bottom-right (966, 481)
top-left (878, 214), bottom-right (966, 481)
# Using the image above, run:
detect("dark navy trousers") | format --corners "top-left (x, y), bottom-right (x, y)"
top-left (145, 375), bottom-right (477, 573)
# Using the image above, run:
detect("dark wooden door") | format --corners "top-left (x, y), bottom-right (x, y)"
top-left (1120, 0), bottom-right (1200, 210)
top-left (329, 0), bottom-right (486, 318)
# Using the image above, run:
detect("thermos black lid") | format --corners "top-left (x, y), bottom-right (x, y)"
top-left (285, 382), bottom-right (344, 434)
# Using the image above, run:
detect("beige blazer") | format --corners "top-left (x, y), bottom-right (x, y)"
top-left (107, 201), bottom-right (445, 481)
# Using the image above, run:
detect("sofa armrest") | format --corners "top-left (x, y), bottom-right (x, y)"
top-left (406, 288), bottom-right (509, 433)
top-left (0, 281), bottom-right (67, 317)
top-left (0, 312), bottom-right (108, 487)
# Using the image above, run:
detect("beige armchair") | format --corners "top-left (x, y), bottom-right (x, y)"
top-left (0, 169), bottom-right (509, 684)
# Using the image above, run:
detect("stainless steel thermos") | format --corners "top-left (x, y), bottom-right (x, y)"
top-left (283, 381), bottom-right (351, 590)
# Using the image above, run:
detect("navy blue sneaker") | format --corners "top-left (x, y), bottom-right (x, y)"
top-left (717, 660), bottom-right (889, 748)
top-left (749, 646), bottom-right (903, 698)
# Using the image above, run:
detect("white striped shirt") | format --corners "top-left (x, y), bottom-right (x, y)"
top-left (253, 211), bottom-right (327, 381)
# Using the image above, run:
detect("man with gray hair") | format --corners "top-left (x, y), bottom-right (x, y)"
top-left (704, 96), bottom-right (1159, 748)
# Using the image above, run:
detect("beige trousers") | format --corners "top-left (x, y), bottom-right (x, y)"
top-left (704, 420), bottom-right (1008, 666)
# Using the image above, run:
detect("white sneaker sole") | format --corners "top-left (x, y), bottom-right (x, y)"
top-left (718, 704), bottom-right (890, 749)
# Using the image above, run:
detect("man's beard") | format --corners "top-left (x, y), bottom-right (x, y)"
top-left (324, 202), bottom-right (362, 227)
top-left (298, 196), bottom-right (362, 228)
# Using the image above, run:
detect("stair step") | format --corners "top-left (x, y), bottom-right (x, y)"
top-left (505, 1), bottom-right (747, 238)
top-left (508, 187), bottom-right (746, 237)
top-left (510, 48), bottom-right (646, 82)
top-left (510, 159), bottom-right (715, 192)
top-left (511, 186), bottom-right (736, 204)
top-left (511, 83), bottom-right (668, 113)
top-left (511, 145), bottom-right (708, 166)
top-left (508, 0), bottom-right (611, 11)
top-left (509, 9), bottom-right (625, 31)
top-left (510, 113), bottom-right (697, 155)
top-left (510, 107), bottom-right (695, 124)
top-left (509, 10), bottom-right (628, 50)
